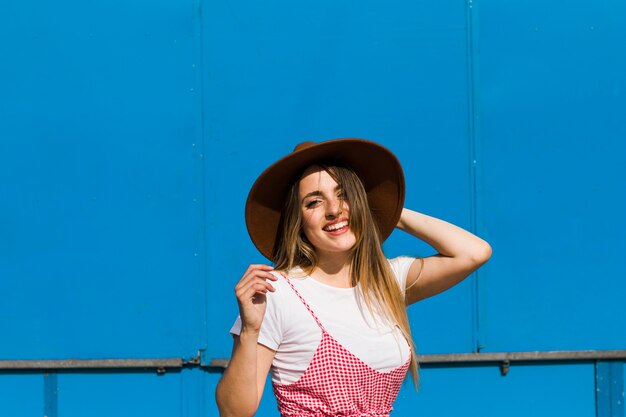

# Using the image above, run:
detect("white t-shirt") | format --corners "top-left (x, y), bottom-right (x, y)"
top-left (230, 256), bottom-right (416, 384)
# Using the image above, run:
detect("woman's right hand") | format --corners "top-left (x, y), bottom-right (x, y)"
top-left (234, 264), bottom-right (278, 333)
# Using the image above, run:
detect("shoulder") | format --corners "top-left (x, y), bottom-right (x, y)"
top-left (269, 269), bottom-right (298, 289)
top-left (264, 270), bottom-right (321, 340)
top-left (266, 270), bottom-right (290, 300)
top-left (387, 256), bottom-right (417, 275)
top-left (386, 256), bottom-right (418, 289)
top-left (265, 270), bottom-right (304, 307)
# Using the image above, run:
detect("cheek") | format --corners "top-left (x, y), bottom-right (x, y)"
top-left (300, 212), bottom-right (318, 239)
top-left (340, 201), bottom-right (351, 217)
top-left (301, 211), bottom-right (315, 228)
top-left (300, 225), bottom-right (321, 247)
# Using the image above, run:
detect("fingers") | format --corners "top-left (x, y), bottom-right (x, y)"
top-left (238, 264), bottom-right (277, 282)
top-left (245, 264), bottom-right (278, 280)
top-left (237, 278), bottom-right (275, 297)
top-left (235, 264), bottom-right (278, 301)
top-left (237, 265), bottom-right (277, 288)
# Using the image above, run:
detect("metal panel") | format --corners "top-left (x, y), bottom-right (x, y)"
top-left (0, 374), bottom-right (42, 417)
top-left (0, 0), bottom-right (206, 360)
top-left (477, 0), bottom-right (626, 352)
top-left (59, 371), bottom-right (182, 417)
top-left (394, 363), bottom-right (596, 417)
top-left (202, 0), bottom-right (476, 364)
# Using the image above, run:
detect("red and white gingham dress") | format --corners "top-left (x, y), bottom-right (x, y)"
top-left (272, 274), bottom-right (411, 416)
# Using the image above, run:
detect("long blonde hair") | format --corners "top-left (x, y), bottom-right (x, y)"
top-left (272, 162), bottom-right (419, 387)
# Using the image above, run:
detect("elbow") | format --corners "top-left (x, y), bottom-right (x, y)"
top-left (215, 380), bottom-right (256, 417)
top-left (215, 382), bottom-right (235, 417)
top-left (215, 382), bottom-right (229, 417)
top-left (471, 242), bottom-right (492, 265)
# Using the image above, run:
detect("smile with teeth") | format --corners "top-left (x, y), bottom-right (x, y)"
top-left (323, 221), bottom-right (349, 232)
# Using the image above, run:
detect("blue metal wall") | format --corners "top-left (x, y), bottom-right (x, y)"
top-left (1, 0), bottom-right (624, 415)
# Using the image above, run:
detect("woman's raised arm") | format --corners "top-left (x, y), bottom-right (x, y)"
top-left (396, 208), bottom-right (492, 305)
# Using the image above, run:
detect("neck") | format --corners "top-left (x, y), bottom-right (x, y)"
top-left (311, 251), bottom-right (353, 288)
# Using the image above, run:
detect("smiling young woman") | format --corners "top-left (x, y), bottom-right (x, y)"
top-left (215, 139), bottom-right (492, 417)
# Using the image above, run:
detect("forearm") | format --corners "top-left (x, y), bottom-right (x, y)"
top-left (216, 330), bottom-right (261, 417)
top-left (397, 208), bottom-right (491, 260)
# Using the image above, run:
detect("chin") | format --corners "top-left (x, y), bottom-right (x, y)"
top-left (320, 240), bottom-right (357, 254)
top-left (306, 232), bottom-right (357, 255)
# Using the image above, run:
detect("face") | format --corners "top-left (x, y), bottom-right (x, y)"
top-left (298, 165), bottom-right (357, 256)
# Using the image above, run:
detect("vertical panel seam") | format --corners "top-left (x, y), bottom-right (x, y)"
top-left (195, 0), bottom-right (209, 358)
top-left (464, 0), bottom-right (483, 353)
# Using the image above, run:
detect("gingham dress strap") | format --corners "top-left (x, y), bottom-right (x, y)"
top-left (279, 273), bottom-right (327, 332)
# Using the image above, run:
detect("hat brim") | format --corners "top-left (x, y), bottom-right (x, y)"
top-left (245, 138), bottom-right (405, 261)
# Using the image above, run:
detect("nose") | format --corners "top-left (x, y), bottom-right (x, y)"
top-left (325, 196), bottom-right (343, 218)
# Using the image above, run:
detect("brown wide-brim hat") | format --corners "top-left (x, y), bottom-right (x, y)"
top-left (245, 138), bottom-right (405, 261)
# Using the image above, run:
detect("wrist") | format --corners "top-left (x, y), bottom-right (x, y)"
top-left (396, 208), bottom-right (408, 230)
top-left (239, 327), bottom-right (260, 341)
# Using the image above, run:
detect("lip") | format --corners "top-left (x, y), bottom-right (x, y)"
top-left (323, 218), bottom-right (350, 235)
top-left (323, 217), bottom-right (349, 228)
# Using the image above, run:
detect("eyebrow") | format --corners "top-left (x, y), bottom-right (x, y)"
top-left (301, 185), bottom-right (342, 203)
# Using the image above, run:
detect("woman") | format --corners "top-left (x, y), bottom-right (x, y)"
top-left (216, 138), bottom-right (492, 417)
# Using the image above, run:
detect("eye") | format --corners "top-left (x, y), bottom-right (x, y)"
top-left (305, 199), bottom-right (321, 209)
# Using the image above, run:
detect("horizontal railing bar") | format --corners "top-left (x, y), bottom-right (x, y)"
top-left (3, 350), bottom-right (624, 371)
top-left (208, 349), bottom-right (626, 369)
top-left (416, 350), bottom-right (626, 363)
top-left (0, 358), bottom-right (184, 370)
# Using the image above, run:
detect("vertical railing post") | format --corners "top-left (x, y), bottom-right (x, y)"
top-left (596, 361), bottom-right (624, 417)
top-left (43, 371), bottom-right (58, 417)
